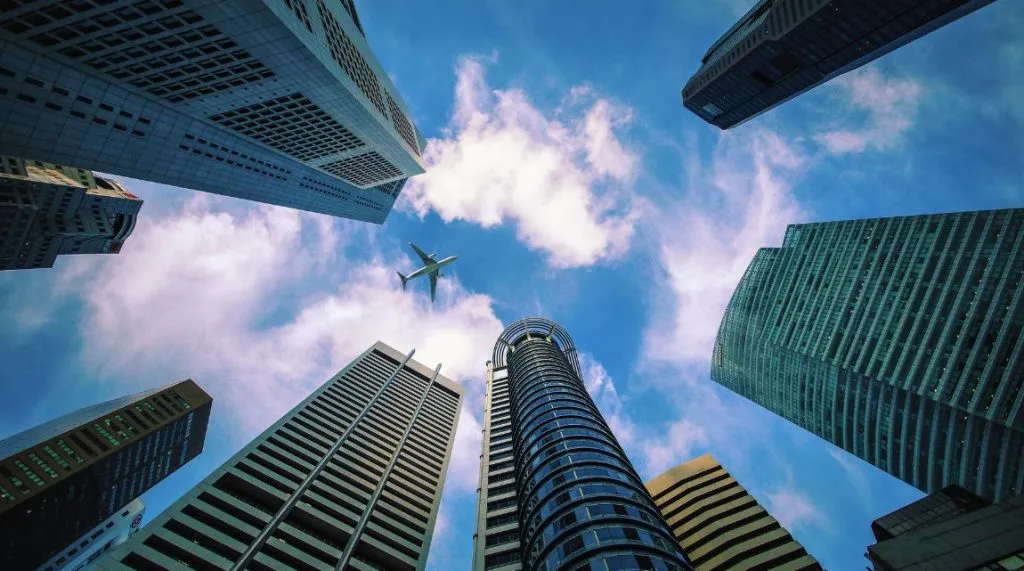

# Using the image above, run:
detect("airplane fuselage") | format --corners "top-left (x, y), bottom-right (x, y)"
top-left (405, 255), bottom-right (458, 281)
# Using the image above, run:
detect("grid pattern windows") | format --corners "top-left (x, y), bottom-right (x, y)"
top-left (372, 178), bottom-right (406, 199)
top-left (386, 91), bottom-right (419, 156)
top-left (2, 2), bottom-right (275, 104)
top-left (315, 0), bottom-right (387, 117)
top-left (321, 151), bottom-right (402, 187)
top-left (281, 0), bottom-right (312, 33)
top-left (209, 93), bottom-right (365, 162)
top-left (178, 134), bottom-right (291, 181)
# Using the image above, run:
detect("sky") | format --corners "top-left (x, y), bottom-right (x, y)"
top-left (1, 0), bottom-right (1022, 569)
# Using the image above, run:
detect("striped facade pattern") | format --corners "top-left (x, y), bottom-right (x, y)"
top-left (683, 0), bottom-right (997, 129)
top-left (474, 318), bottom-right (691, 571)
top-left (0, 380), bottom-right (211, 570)
top-left (97, 342), bottom-right (463, 571)
top-left (646, 455), bottom-right (820, 571)
top-left (712, 209), bottom-right (1024, 502)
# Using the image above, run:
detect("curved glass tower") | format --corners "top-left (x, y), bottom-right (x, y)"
top-left (475, 318), bottom-right (691, 571)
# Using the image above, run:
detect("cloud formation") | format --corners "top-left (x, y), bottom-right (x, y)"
top-left (815, 67), bottom-right (923, 154)
top-left (402, 57), bottom-right (639, 268)
top-left (765, 487), bottom-right (828, 532)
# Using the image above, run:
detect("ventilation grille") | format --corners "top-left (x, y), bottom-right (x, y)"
top-left (386, 92), bottom-right (419, 156)
top-left (315, 0), bottom-right (387, 117)
top-left (1, 1), bottom-right (274, 104)
top-left (209, 93), bottom-right (364, 162)
top-left (321, 151), bottom-right (401, 187)
top-left (281, 0), bottom-right (312, 32)
top-left (178, 134), bottom-right (291, 181)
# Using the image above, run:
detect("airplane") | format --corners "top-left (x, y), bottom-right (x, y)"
top-left (397, 242), bottom-right (458, 303)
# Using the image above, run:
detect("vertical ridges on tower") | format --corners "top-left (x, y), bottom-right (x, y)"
top-left (96, 341), bottom-right (462, 571)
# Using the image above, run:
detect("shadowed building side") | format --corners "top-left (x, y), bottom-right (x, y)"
top-left (646, 454), bottom-right (821, 571)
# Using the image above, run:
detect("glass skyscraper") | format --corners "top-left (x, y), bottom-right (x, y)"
top-left (473, 318), bottom-right (691, 571)
top-left (1, 155), bottom-right (142, 270)
top-left (0, 379), bottom-right (212, 570)
top-left (0, 0), bottom-right (425, 223)
top-left (646, 454), bottom-right (821, 570)
top-left (712, 208), bottom-right (1024, 502)
top-left (97, 341), bottom-right (463, 571)
top-left (683, 0), bottom-right (997, 129)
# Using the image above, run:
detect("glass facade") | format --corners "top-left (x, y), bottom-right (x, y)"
top-left (0, 0), bottom-right (424, 223)
top-left (683, 0), bottom-right (997, 129)
top-left (0, 380), bottom-right (211, 570)
top-left (712, 209), bottom-right (1024, 502)
top-left (96, 341), bottom-right (462, 571)
top-left (474, 318), bottom-right (691, 571)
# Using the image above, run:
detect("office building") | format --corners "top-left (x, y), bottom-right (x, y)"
top-left (472, 318), bottom-right (691, 571)
top-left (867, 485), bottom-right (1024, 570)
top-left (0, 380), bottom-right (212, 570)
top-left (1, 155), bottom-right (141, 270)
top-left (711, 208), bottom-right (1024, 502)
top-left (683, 0), bottom-right (997, 129)
top-left (97, 341), bottom-right (463, 571)
top-left (646, 454), bottom-right (820, 571)
top-left (40, 498), bottom-right (146, 571)
top-left (0, 0), bottom-right (425, 223)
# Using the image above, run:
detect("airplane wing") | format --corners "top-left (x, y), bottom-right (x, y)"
top-left (429, 273), bottom-right (438, 303)
top-left (409, 242), bottom-right (435, 265)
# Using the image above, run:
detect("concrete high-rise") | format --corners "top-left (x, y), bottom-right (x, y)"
top-left (0, 380), bottom-right (212, 570)
top-left (40, 498), bottom-right (146, 571)
top-left (646, 454), bottom-right (821, 571)
top-left (472, 318), bottom-right (691, 571)
top-left (97, 341), bottom-right (463, 571)
top-left (0, 0), bottom-right (425, 223)
top-left (683, 0), bottom-right (997, 129)
top-left (1, 155), bottom-right (142, 270)
top-left (866, 485), bottom-right (1024, 570)
top-left (711, 208), bottom-right (1024, 502)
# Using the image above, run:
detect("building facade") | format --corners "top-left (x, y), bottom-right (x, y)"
top-left (0, 0), bottom-right (425, 223)
top-left (96, 341), bottom-right (463, 571)
top-left (472, 318), bottom-right (691, 571)
top-left (645, 454), bottom-right (820, 571)
top-left (0, 380), bottom-right (212, 570)
top-left (683, 0), bottom-right (997, 129)
top-left (711, 209), bottom-right (1024, 502)
top-left (39, 498), bottom-right (146, 571)
top-left (1, 155), bottom-right (141, 270)
top-left (867, 485), bottom-right (1024, 570)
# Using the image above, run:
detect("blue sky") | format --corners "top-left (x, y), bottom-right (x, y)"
top-left (2, 1), bottom-right (1023, 569)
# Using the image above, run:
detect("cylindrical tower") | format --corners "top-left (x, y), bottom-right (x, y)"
top-left (492, 318), bottom-right (691, 571)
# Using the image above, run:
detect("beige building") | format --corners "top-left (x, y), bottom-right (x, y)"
top-left (646, 454), bottom-right (821, 571)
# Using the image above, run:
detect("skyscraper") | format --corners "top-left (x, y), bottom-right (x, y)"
top-left (96, 341), bottom-right (463, 571)
top-left (0, 0), bottom-right (425, 223)
top-left (40, 498), bottom-right (146, 571)
top-left (683, 0), bottom-right (997, 129)
top-left (866, 485), bottom-right (1024, 570)
top-left (645, 454), bottom-right (821, 571)
top-left (1, 155), bottom-right (142, 270)
top-left (0, 380), bottom-right (212, 570)
top-left (472, 318), bottom-right (691, 571)
top-left (711, 208), bottom-right (1024, 502)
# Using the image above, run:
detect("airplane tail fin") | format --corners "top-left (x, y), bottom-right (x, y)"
top-left (397, 271), bottom-right (408, 291)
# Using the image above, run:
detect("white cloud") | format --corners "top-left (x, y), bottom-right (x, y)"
top-left (579, 352), bottom-right (636, 448)
top-left (765, 487), bottom-right (828, 532)
top-left (640, 418), bottom-right (709, 477)
top-left (402, 56), bottom-right (639, 268)
top-left (815, 66), bottom-right (922, 154)
top-left (644, 128), bottom-right (806, 364)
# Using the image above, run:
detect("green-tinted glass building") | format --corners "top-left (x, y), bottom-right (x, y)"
top-left (712, 209), bottom-right (1024, 502)
top-left (96, 341), bottom-right (463, 571)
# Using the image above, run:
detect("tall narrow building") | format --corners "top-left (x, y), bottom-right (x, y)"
top-left (711, 208), bottom-right (1024, 502)
top-left (472, 318), bottom-right (691, 571)
top-left (1, 155), bottom-right (142, 270)
top-left (867, 485), bottom-right (1024, 570)
top-left (646, 454), bottom-right (821, 571)
top-left (0, 380), bottom-right (212, 570)
top-left (0, 0), bottom-right (425, 223)
top-left (96, 341), bottom-right (463, 571)
top-left (683, 0), bottom-right (997, 129)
